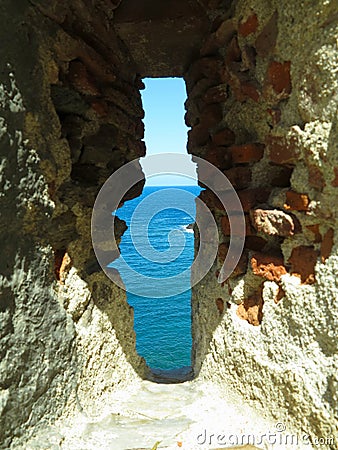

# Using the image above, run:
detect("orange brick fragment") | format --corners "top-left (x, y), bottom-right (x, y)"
top-left (284, 191), bottom-right (309, 211)
top-left (267, 61), bottom-right (292, 95)
top-left (230, 143), bottom-right (264, 164)
top-left (251, 252), bottom-right (287, 282)
top-left (266, 135), bottom-right (297, 166)
top-left (289, 246), bottom-right (317, 284)
top-left (211, 128), bottom-right (236, 146)
top-left (237, 289), bottom-right (263, 326)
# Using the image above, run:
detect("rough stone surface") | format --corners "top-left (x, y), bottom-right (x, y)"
top-left (250, 208), bottom-right (295, 236)
top-left (189, 0), bottom-right (338, 448)
top-left (0, 1), bottom-right (147, 447)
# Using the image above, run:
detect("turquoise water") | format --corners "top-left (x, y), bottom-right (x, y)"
top-left (110, 186), bottom-right (201, 370)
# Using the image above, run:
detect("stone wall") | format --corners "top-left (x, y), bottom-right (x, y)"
top-left (0, 0), bottom-right (337, 448)
top-left (186, 0), bottom-right (338, 445)
top-left (0, 1), bottom-right (148, 447)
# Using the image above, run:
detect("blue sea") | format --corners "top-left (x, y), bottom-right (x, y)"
top-left (110, 185), bottom-right (201, 370)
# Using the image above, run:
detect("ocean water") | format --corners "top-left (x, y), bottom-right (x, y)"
top-left (110, 185), bottom-right (201, 370)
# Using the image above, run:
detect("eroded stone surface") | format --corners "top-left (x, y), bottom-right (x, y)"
top-left (250, 208), bottom-right (294, 237)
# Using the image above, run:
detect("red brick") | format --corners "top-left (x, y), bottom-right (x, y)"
top-left (266, 61), bottom-right (292, 95)
top-left (255, 11), bottom-right (278, 56)
top-left (289, 246), bottom-right (318, 284)
top-left (205, 146), bottom-right (232, 170)
top-left (240, 81), bottom-right (260, 102)
top-left (221, 214), bottom-right (252, 236)
top-left (238, 14), bottom-right (259, 37)
top-left (321, 228), bottom-right (334, 263)
top-left (230, 143), bottom-right (264, 164)
top-left (199, 103), bottom-right (223, 129)
top-left (284, 191), bottom-right (310, 211)
top-left (211, 128), bottom-right (236, 146)
top-left (236, 289), bottom-right (263, 326)
top-left (250, 208), bottom-right (294, 237)
top-left (306, 224), bottom-right (322, 243)
top-left (238, 188), bottom-right (270, 212)
top-left (224, 166), bottom-right (252, 190)
top-left (266, 135), bottom-right (297, 166)
top-left (251, 252), bottom-right (287, 282)
top-left (331, 167), bottom-right (338, 187)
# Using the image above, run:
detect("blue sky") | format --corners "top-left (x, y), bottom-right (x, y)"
top-left (140, 78), bottom-right (198, 186)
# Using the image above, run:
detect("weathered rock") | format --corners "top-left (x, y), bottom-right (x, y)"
top-left (250, 208), bottom-right (295, 236)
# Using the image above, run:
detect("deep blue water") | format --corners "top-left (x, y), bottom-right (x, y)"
top-left (110, 186), bottom-right (201, 370)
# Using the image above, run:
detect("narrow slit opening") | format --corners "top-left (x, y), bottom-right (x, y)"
top-left (110, 77), bottom-right (201, 382)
